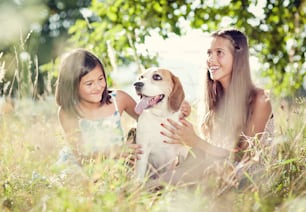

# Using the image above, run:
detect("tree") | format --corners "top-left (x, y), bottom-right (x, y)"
top-left (1, 0), bottom-right (305, 98)
top-left (68, 0), bottom-right (306, 97)
top-left (0, 0), bottom-right (91, 98)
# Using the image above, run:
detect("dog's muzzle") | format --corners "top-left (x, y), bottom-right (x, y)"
top-left (134, 82), bottom-right (144, 94)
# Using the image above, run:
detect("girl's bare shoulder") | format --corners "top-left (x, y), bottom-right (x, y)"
top-left (253, 88), bottom-right (272, 114)
top-left (58, 107), bottom-right (78, 132)
top-left (115, 90), bottom-right (135, 102)
top-left (114, 89), bottom-right (125, 96)
top-left (113, 89), bottom-right (138, 119)
top-left (115, 89), bottom-right (130, 97)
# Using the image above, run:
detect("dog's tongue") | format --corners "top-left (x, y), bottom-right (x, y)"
top-left (135, 95), bottom-right (162, 114)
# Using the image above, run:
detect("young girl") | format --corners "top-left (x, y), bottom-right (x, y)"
top-left (55, 48), bottom-right (142, 174)
top-left (150, 28), bottom-right (274, 187)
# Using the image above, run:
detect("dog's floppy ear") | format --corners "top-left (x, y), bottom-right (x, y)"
top-left (169, 74), bottom-right (185, 112)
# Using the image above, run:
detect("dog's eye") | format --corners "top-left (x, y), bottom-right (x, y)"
top-left (152, 74), bottom-right (162, 81)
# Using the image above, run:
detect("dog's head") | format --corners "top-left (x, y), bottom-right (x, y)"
top-left (133, 67), bottom-right (185, 114)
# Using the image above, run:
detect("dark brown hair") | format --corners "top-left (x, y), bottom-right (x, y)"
top-left (55, 48), bottom-right (111, 116)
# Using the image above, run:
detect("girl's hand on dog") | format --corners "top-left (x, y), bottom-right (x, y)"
top-left (180, 100), bottom-right (191, 118)
top-left (160, 118), bottom-right (198, 147)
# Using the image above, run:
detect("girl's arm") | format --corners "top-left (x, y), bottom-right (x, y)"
top-left (238, 89), bottom-right (272, 150)
top-left (113, 90), bottom-right (143, 162)
top-left (245, 89), bottom-right (272, 137)
top-left (116, 90), bottom-right (139, 120)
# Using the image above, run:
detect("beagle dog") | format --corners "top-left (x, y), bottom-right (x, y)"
top-left (133, 67), bottom-right (189, 181)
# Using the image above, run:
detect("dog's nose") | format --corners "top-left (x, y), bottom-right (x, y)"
top-left (134, 82), bottom-right (144, 91)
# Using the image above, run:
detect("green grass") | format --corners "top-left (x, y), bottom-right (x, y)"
top-left (0, 97), bottom-right (305, 211)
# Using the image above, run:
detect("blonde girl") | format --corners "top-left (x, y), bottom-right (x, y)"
top-left (151, 28), bottom-right (274, 186)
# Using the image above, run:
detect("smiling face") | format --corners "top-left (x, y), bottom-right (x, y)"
top-left (206, 37), bottom-right (234, 89)
top-left (78, 65), bottom-right (106, 105)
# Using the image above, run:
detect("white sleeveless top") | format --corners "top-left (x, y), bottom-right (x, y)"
top-left (78, 92), bottom-right (124, 155)
top-left (56, 91), bottom-right (124, 165)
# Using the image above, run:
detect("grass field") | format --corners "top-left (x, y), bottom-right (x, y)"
top-left (0, 96), bottom-right (305, 211)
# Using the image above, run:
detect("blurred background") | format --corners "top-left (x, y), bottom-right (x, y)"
top-left (0, 0), bottom-right (305, 102)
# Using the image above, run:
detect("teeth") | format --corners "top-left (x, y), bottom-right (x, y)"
top-left (209, 66), bottom-right (219, 70)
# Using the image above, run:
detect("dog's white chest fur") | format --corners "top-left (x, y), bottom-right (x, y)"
top-left (136, 110), bottom-right (188, 180)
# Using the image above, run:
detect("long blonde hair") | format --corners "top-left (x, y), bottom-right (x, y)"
top-left (202, 28), bottom-right (256, 149)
